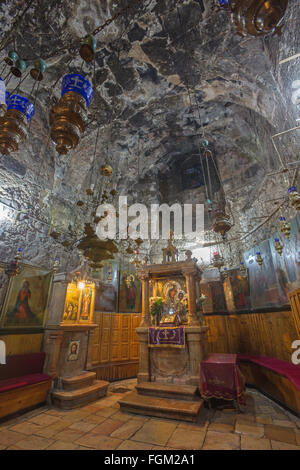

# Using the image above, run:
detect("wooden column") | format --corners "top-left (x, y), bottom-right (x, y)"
top-left (183, 268), bottom-right (199, 326)
top-left (138, 272), bottom-right (151, 327)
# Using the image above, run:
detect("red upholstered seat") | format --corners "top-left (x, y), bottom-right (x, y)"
top-left (238, 354), bottom-right (300, 391)
top-left (0, 352), bottom-right (46, 380)
top-left (0, 373), bottom-right (51, 393)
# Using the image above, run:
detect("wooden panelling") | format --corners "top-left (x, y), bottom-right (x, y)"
top-left (289, 288), bottom-right (300, 337)
top-left (0, 334), bottom-right (43, 355)
top-left (205, 310), bottom-right (298, 362)
top-left (88, 312), bottom-right (142, 381)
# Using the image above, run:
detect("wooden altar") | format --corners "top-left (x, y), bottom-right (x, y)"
top-left (119, 252), bottom-right (209, 422)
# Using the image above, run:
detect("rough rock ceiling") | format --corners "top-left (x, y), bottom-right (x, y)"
top-left (0, 0), bottom-right (299, 270)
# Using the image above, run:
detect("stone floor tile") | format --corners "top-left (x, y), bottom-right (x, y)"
top-left (209, 422), bottom-right (234, 433)
top-left (55, 428), bottom-right (86, 443)
top-left (95, 407), bottom-right (118, 418)
top-left (256, 415), bottom-right (273, 425)
top-left (68, 421), bottom-right (98, 433)
top-left (75, 433), bottom-right (122, 450)
top-left (46, 440), bottom-right (79, 450)
top-left (203, 430), bottom-right (240, 450)
top-left (272, 419), bottom-right (296, 428)
top-left (8, 421), bottom-right (42, 436)
top-left (271, 440), bottom-right (300, 450)
top-left (107, 411), bottom-right (132, 422)
top-left (264, 424), bottom-right (296, 445)
top-left (16, 435), bottom-right (54, 450)
top-left (241, 436), bottom-right (271, 450)
top-left (167, 428), bottom-right (205, 450)
top-left (81, 414), bottom-right (107, 425)
top-left (28, 414), bottom-right (61, 426)
top-left (34, 419), bottom-right (74, 438)
top-left (235, 422), bottom-right (264, 438)
top-left (131, 420), bottom-right (177, 447)
top-left (110, 419), bottom-right (144, 440)
top-left (91, 418), bottom-right (125, 436)
top-left (236, 414), bottom-right (256, 424)
top-left (177, 421), bottom-right (209, 432)
top-left (0, 430), bottom-right (26, 446)
top-left (117, 440), bottom-right (152, 450)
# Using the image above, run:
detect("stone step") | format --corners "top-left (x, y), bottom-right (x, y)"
top-left (118, 391), bottom-right (203, 422)
top-left (136, 382), bottom-right (200, 401)
top-left (61, 372), bottom-right (96, 391)
top-left (51, 380), bottom-right (109, 409)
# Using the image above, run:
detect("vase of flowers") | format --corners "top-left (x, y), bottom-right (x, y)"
top-left (150, 297), bottom-right (164, 327)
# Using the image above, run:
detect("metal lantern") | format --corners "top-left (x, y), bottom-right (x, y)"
top-left (212, 251), bottom-right (224, 271)
top-left (288, 186), bottom-right (300, 212)
top-left (52, 257), bottom-right (60, 273)
top-left (30, 58), bottom-right (47, 81)
top-left (279, 216), bottom-right (291, 239)
top-left (100, 164), bottom-right (113, 176)
top-left (222, 0), bottom-right (288, 37)
top-left (5, 248), bottom-right (23, 278)
top-left (255, 251), bottom-right (263, 268)
top-left (222, 267), bottom-right (229, 280)
top-left (274, 238), bottom-right (283, 256)
top-left (0, 94), bottom-right (35, 155)
top-left (212, 210), bottom-right (232, 240)
top-left (80, 35), bottom-right (97, 63)
top-left (3, 51), bottom-right (18, 67)
top-left (50, 73), bottom-right (93, 155)
top-left (240, 261), bottom-right (247, 276)
top-left (11, 59), bottom-right (26, 78)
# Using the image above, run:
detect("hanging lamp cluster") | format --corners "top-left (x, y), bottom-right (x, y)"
top-left (218, 0), bottom-right (288, 37)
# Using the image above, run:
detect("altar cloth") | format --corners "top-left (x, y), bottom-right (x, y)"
top-left (148, 326), bottom-right (185, 348)
top-left (200, 353), bottom-right (246, 404)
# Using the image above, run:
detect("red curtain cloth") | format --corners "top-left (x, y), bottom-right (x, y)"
top-left (200, 353), bottom-right (246, 404)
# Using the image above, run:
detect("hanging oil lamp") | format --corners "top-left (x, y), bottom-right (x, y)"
top-left (130, 249), bottom-right (143, 269)
top-left (279, 216), bottom-right (291, 239)
top-left (212, 251), bottom-right (224, 271)
top-left (212, 210), bottom-right (232, 240)
top-left (240, 261), bottom-right (247, 277)
top-left (30, 58), bottom-right (47, 81)
top-left (222, 267), bottom-right (228, 280)
top-left (0, 93), bottom-right (35, 155)
top-left (79, 35), bottom-right (97, 63)
top-left (3, 51), bottom-right (18, 67)
top-left (5, 248), bottom-right (23, 278)
top-left (52, 256), bottom-right (60, 273)
top-left (288, 186), bottom-right (300, 212)
top-left (11, 59), bottom-right (26, 78)
top-left (50, 73), bottom-right (93, 155)
top-left (255, 252), bottom-right (264, 268)
top-left (220, 0), bottom-right (288, 37)
top-left (100, 164), bottom-right (113, 176)
top-left (274, 238), bottom-right (283, 256)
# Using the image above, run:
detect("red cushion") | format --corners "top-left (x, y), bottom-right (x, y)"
top-left (238, 354), bottom-right (300, 391)
top-left (0, 353), bottom-right (46, 380)
top-left (0, 373), bottom-right (51, 393)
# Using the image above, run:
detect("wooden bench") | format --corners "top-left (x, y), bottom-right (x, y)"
top-left (0, 352), bottom-right (52, 420)
top-left (238, 354), bottom-right (300, 415)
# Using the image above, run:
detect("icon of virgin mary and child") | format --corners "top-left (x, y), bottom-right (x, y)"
top-left (5, 280), bottom-right (40, 325)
